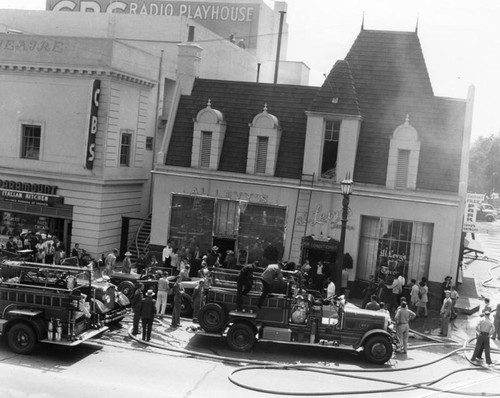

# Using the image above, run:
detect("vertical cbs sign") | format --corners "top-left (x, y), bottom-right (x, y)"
top-left (85, 80), bottom-right (101, 169)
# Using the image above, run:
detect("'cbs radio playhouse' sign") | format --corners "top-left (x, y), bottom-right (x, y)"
top-left (46, 0), bottom-right (260, 48)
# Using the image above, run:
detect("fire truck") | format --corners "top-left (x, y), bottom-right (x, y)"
top-left (197, 269), bottom-right (400, 364)
top-left (0, 260), bottom-right (128, 354)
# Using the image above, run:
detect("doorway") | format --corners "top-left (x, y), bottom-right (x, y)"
top-left (212, 237), bottom-right (235, 265)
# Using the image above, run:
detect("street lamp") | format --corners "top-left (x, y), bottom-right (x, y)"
top-left (336, 176), bottom-right (354, 293)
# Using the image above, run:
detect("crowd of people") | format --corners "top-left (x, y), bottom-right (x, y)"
top-left (1, 232), bottom-right (67, 265)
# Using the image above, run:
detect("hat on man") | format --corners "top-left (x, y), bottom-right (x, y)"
top-left (145, 289), bottom-right (154, 297)
top-left (212, 245), bottom-right (219, 251)
top-left (202, 255), bottom-right (208, 260)
top-left (124, 251), bottom-right (132, 256)
top-left (485, 310), bottom-right (491, 316)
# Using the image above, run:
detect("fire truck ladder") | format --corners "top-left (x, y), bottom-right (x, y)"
top-left (288, 173), bottom-right (315, 261)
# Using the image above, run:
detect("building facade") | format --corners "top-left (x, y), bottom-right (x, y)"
top-left (150, 29), bottom-right (473, 301)
top-left (0, 5), bottom-right (286, 257)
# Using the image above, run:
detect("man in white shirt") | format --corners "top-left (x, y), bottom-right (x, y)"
top-left (162, 242), bottom-right (172, 267)
top-left (326, 277), bottom-right (336, 299)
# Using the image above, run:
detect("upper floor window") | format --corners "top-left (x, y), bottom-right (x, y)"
top-left (200, 131), bottom-right (212, 168)
top-left (21, 124), bottom-right (41, 160)
top-left (386, 115), bottom-right (420, 190)
top-left (191, 100), bottom-right (226, 170)
top-left (146, 136), bottom-right (153, 151)
top-left (120, 131), bottom-right (132, 166)
top-left (246, 105), bottom-right (281, 176)
top-left (255, 136), bottom-right (269, 174)
top-left (321, 120), bottom-right (340, 179)
top-left (395, 149), bottom-right (410, 189)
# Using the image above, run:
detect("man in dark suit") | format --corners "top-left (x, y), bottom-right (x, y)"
top-left (140, 289), bottom-right (156, 341)
top-left (130, 283), bottom-right (144, 335)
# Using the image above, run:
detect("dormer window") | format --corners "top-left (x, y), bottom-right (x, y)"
top-left (386, 115), bottom-right (421, 190)
top-left (191, 99), bottom-right (226, 170)
top-left (321, 120), bottom-right (341, 179)
top-left (246, 104), bottom-right (281, 176)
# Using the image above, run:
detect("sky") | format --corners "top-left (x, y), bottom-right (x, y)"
top-left (0, 0), bottom-right (499, 142)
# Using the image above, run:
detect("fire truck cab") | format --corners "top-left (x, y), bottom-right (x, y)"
top-left (197, 269), bottom-right (399, 364)
top-left (0, 260), bottom-right (128, 354)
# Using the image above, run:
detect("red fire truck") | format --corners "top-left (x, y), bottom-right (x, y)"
top-left (0, 260), bottom-right (128, 354)
top-left (197, 269), bottom-right (400, 364)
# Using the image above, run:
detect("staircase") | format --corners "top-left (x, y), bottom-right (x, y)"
top-left (289, 173), bottom-right (315, 261)
top-left (128, 214), bottom-right (152, 262)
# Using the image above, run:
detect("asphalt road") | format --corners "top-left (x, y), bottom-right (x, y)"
top-left (1, 312), bottom-right (499, 398)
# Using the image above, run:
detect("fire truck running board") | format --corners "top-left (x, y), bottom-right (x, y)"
top-left (40, 327), bottom-right (109, 346)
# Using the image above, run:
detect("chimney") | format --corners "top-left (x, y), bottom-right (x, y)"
top-left (177, 43), bottom-right (202, 95)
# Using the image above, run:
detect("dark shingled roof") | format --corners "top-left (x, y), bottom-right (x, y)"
top-left (166, 79), bottom-right (318, 179)
top-left (344, 29), bottom-right (465, 192)
top-left (309, 60), bottom-right (361, 116)
top-left (166, 29), bottom-right (466, 193)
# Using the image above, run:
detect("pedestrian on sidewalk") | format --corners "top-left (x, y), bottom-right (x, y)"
top-left (439, 290), bottom-right (452, 336)
top-left (482, 297), bottom-right (493, 314)
top-left (493, 303), bottom-right (500, 340)
top-left (171, 276), bottom-right (184, 328)
top-left (416, 279), bottom-right (429, 317)
top-left (155, 270), bottom-right (169, 317)
top-left (410, 279), bottom-right (419, 312)
top-left (450, 285), bottom-right (459, 320)
top-left (440, 275), bottom-right (453, 302)
top-left (130, 283), bottom-right (144, 335)
top-left (394, 301), bottom-right (415, 354)
top-left (471, 310), bottom-right (495, 366)
top-left (140, 289), bottom-right (156, 341)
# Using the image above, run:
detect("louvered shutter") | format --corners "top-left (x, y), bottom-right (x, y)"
top-left (395, 149), bottom-right (410, 188)
top-left (200, 131), bottom-right (212, 168)
top-left (255, 136), bottom-right (268, 174)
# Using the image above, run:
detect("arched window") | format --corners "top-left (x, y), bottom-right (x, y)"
top-left (246, 104), bottom-right (281, 176)
top-left (386, 115), bottom-right (421, 190)
top-left (191, 99), bottom-right (226, 170)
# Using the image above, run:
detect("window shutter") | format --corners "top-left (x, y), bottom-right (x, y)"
top-left (200, 131), bottom-right (212, 168)
top-left (395, 149), bottom-right (410, 188)
top-left (255, 136), bottom-right (268, 174)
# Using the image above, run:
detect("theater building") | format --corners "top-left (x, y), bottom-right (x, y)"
top-left (150, 28), bottom-right (473, 299)
top-left (0, 2), bottom-right (294, 256)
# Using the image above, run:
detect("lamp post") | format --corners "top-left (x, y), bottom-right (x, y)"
top-left (336, 177), bottom-right (354, 293)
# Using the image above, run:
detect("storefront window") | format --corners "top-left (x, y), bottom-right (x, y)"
top-left (357, 216), bottom-right (433, 284)
top-left (169, 195), bottom-right (214, 254)
top-left (168, 195), bottom-right (286, 265)
top-left (238, 203), bottom-right (286, 264)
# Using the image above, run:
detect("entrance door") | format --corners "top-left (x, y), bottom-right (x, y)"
top-left (212, 237), bottom-right (235, 265)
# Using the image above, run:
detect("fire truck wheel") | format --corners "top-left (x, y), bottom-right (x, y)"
top-left (363, 335), bottom-right (393, 364)
top-left (8, 323), bottom-right (37, 355)
top-left (198, 303), bottom-right (227, 333)
top-left (118, 281), bottom-right (135, 299)
top-left (226, 322), bottom-right (255, 352)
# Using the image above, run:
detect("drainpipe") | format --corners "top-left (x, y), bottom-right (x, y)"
top-left (256, 63), bottom-right (261, 83)
top-left (273, 11), bottom-right (286, 84)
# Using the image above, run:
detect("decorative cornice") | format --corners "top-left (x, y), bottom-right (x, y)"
top-left (0, 63), bottom-right (156, 87)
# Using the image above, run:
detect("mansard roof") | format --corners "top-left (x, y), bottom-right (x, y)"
top-left (165, 29), bottom-right (467, 193)
top-left (308, 60), bottom-right (361, 116)
top-left (166, 79), bottom-right (318, 179)
top-left (345, 29), bottom-right (465, 192)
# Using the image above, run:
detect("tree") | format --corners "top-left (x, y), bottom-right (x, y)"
top-left (468, 134), bottom-right (500, 194)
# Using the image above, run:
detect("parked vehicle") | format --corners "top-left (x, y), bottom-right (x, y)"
top-left (0, 260), bottom-right (128, 354)
top-left (476, 203), bottom-right (498, 222)
top-left (197, 269), bottom-right (399, 364)
top-left (109, 266), bottom-right (202, 317)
